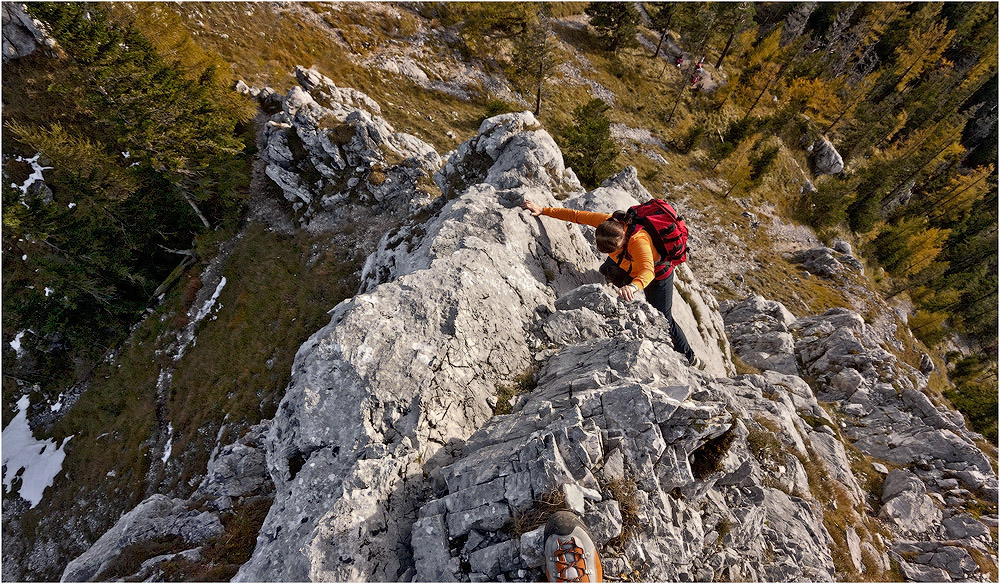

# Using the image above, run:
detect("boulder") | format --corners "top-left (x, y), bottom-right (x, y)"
top-left (919, 353), bottom-right (935, 375)
top-left (60, 495), bottom-right (224, 582)
top-left (194, 421), bottom-right (273, 501)
top-left (832, 238), bottom-right (852, 255)
top-left (881, 469), bottom-right (925, 502)
top-left (2, 3), bottom-right (53, 62)
top-left (790, 247), bottom-right (862, 279)
top-left (879, 490), bottom-right (942, 535)
top-left (721, 295), bottom-right (798, 375)
top-left (811, 137), bottom-right (844, 175)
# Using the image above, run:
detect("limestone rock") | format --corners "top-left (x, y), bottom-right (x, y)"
top-left (194, 421), bottom-right (273, 501)
top-left (832, 238), bottom-right (852, 255)
top-left (879, 482), bottom-right (943, 536)
top-left (59, 422), bottom-right (275, 582)
top-left (255, 67), bottom-right (442, 223)
top-left (790, 246), bottom-right (863, 279)
top-left (881, 469), bottom-right (926, 502)
top-left (811, 137), bottom-right (844, 175)
top-left (721, 294), bottom-right (798, 375)
top-left (2, 3), bottom-right (53, 62)
top-left (942, 514), bottom-right (990, 541)
top-left (60, 495), bottom-right (223, 582)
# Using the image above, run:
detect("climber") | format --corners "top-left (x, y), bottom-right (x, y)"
top-left (544, 511), bottom-right (603, 582)
top-left (675, 55), bottom-right (683, 68)
top-left (521, 199), bottom-right (706, 370)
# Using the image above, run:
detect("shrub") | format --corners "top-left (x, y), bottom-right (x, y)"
top-left (676, 125), bottom-right (706, 154)
top-left (483, 97), bottom-right (519, 120)
top-left (558, 98), bottom-right (617, 189)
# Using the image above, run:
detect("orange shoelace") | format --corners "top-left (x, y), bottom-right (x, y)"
top-left (551, 536), bottom-right (592, 582)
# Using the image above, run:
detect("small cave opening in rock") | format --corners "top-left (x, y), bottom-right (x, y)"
top-left (288, 452), bottom-right (307, 480)
top-left (690, 426), bottom-right (738, 480)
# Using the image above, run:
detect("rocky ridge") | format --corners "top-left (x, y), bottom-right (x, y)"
top-left (55, 71), bottom-right (998, 582)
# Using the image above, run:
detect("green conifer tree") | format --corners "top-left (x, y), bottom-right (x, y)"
top-left (559, 99), bottom-right (618, 189)
top-left (584, 2), bottom-right (641, 52)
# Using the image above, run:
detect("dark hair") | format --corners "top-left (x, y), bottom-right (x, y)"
top-left (595, 212), bottom-right (627, 253)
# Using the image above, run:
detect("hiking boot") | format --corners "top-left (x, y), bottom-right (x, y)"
top-left (690, 355), bottom-right (707, 370)
top-left (544, 511), bottom-right (603, 582)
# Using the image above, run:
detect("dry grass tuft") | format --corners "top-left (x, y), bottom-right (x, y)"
top-left (506, 489), bottom-right (566, 537)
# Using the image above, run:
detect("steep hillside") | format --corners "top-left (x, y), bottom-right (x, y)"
top-left (2, 3), bottom-right (996, 582)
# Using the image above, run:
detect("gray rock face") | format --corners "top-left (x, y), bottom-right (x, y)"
top-left (230, 108), bottom-right (743, 581)
top-left (791, 246), bottom-right (864, 279)
top-left (60, 495), bottom-right (224, 582)
top-left (2, 3), bottom-right (53, 62)
top-left (253, 66), bottom-right (442, 222)
top-left (811, 137), bottom-right (844, 175)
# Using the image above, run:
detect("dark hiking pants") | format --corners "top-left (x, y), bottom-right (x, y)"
top-left (643, 272), bottom-right (695, 363)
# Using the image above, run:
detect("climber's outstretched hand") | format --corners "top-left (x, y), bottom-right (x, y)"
top-left (619, 284), bottom-right (637, 301)
top-left (521, 199), bottom-right (543, 217)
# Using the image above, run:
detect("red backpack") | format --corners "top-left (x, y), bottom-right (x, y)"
top-left (617, 199), bottom-right (689, 280)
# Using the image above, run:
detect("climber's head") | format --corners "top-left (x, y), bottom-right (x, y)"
top-left (595, 212), bottom-right (628, 253)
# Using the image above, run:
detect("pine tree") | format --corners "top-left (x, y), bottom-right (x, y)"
top-left (9, 2), bottom-right (253, 362)
top-left (713, 2), bottom-right (755, 70)
top-left (648, 3), bottom-right (675, 58)
top-left (558, 99), bottom-right (617, 189)
top-left (890, 3), bottom-right (956, 93)
top-left (513, 12), bottom-right (560, 116)
top-left (584, 2), bottom-right (641, 52)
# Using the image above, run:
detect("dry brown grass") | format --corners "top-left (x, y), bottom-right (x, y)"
top-left (605, 478), bottom-right (641, 548)
top-left (506, 489), bottom-right (566, 537)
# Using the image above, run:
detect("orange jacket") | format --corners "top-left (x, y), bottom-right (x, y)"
top-left (541, 207), bottom-right (658, 290)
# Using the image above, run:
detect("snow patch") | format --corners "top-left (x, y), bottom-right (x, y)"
top-left (10, 330), bottom-right (28, 358)
top-left (2, 396), bottom-right (72, 508)
top-left (13, 154), bottom-right (52, 193)
top-left (174, 276), bottom-right (227, 362)
top-left (193, 277), bottom-right (227, 323)
top-left (161, 422), bottom-right (173, 463)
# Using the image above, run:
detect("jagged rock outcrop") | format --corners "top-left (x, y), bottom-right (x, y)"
top-left (245, 66), bottom-right (442, 222)
top-left (2, 3), bottom-right (53, 62)
top-left (811, 136), bottom-right (845, 175)
top-left (409, 284), bottom-right (839, 581)
top-left (59, 422), bottom-right (273, 582)
top-left (229, 110), bottom-right (734, 581)
top-left (722, 295), bottom-right (998, 581)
